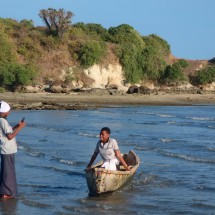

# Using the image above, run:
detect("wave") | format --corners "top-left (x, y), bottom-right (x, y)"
top-left (208, 147), bottom-right (215, 152)
top-left (18, 145), bottom-right (46, 158)
top-left (156, 113), bottom-right (175, 118)
top-left (19, 195), bottom-right (51, 209)
top-left (191, 202), bottom-right (215, 210)
top-left (134, 146), bottom-right (146, 151)
top-left (185, 116), bottom-right (215, 121)
top-left (136, 122), bottom-right (158, 125)
top-left (142, 112), bottom-right (175, 118)
top-left (167, 121), bottom-right (191, 126)
top-left (69, 113), bottom-right (79, 117)
top-left (26, 123), bottom-right (71, 133)
top-left (167, 121), bottom-right (176, 124)
top-left (119, 142), bottom-right (137, 147)
top-left (20, 183), bottom-right (78, 191)
top-left (160, 138), bottom-right (176, 143)
top-left (129, 134), bottom-right (144, 137)
top-left (59, 159), bottom-right (82, 166)
top-left (133, 172), bottom-right (159, 185)
top-left (42, 166), bottom-right (85, 177)
top-left (195, 185), bottom-right (215, 192)
top-left (158, 150), bottom-right (215, 164)
top-left (78, 132), bottom-right (99, 138)
top-left (18, 144), bottom-right (86, 167)
top-left (51, 157), bottom-right (86, 166)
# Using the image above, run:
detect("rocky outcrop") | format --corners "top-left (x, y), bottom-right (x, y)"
top-left (127, 85), bottom-right (152, 95)
top-left (126, 81), bottom-right (215, 95)
top-left (11, 101), bottom-right (90, 110)
top-left (201, 82), bottom-right (215, 91)
top-left (83, 64), bottom-right (128, 91)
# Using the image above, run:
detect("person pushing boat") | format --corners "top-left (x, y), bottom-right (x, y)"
top-left (87, 127), bottom-right (132, 171)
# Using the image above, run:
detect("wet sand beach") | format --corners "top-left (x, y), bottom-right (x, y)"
top-left (1, 92), bottom-right (215, 109)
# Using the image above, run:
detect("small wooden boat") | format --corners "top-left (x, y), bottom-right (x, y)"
top-left (85, 150), bottom-right (140, 196)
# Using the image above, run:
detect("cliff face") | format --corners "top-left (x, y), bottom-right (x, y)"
top-left (80, 58), bottom-right (210, 90)
top-left (84, 58), bottom-right (215, 93)
top-left (83, 64), bottom-right (127, 90)
top-left (24, 58), bottom-right (215, 93)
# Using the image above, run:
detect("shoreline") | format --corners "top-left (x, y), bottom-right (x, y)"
top-left (1, 92), bottom-right (215, 110)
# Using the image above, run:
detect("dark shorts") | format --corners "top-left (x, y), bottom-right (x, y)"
top-left (0, 154), bottom-right (17, 197)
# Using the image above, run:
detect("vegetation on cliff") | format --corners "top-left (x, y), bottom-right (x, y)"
top-left (0, 8), bottom-right (214, 92)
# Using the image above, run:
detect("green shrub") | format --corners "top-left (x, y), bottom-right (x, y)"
top-left (197, 66), bottom-right (215, 84)
top-left (142, 35), bottom-right (169, 81)
top-left (108, 27), bottom-right (170, 83)
top-left (0, 29), bottom-right (16, 65)
top-left (78, 40), bottom-right (106, 67)
top-left (116, 44), bottom-right (144, 83)
top-left (0, 87), bottom-right (5, 93)
top-left (145, 34), bottom-right (170, 56)
top-left (0, 63), bottom-right (36, 90)
top-left (68, 26), bottom-right (88, 41)
top-left (20, 19), bottom-right (34, 29)
top-left (73, 22), bottom-right (109, 41)
top-left (162, 65), bottom-right (185, 83)
top-left (209, 57), bottom-right (215, 65)
top-left (0, 18), bottom-right (20, 36)
top-left (177, 59), bottom-right (189, 68)
top-left (17, 36), bottom-right (42, 63)
top-left (108, 24), bottom-right (145, 83)
top-left (161, 59), bottom-right (189, 84)
top-left (38, 34), bottom-right (60, 50)
top-left (109, 24), bottom-right (145, 47)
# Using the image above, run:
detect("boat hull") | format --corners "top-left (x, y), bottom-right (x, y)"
top-left (85, 150), bottom-right (140, 195)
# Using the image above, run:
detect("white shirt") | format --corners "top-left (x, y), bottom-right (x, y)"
top-left (94, 138), bottom-right (119, 170)
top-left (0, 118), bottom-right (17, 154)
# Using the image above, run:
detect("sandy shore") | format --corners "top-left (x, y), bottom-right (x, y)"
top-left (0, 92), bottom-right (215, 109)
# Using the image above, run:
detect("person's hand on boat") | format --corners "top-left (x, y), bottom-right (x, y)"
top-left (126, 165), bottom-right (132, 171)
top-left (85, 166), bottom-right (92, 172)
top-left (86, 164), bottom-right (91, 169)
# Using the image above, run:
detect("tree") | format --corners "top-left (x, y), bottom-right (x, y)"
top-left (161, 59), bottom-right (188, 84)
top-left (108, 24), bottom-right (145, 83)
top-left (39, 8), bottom-right (74, 38)
top-left (142, 35), bottom-right (169, 81)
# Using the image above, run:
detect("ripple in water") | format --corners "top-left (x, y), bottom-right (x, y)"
top-left (158, 150), bottom-right (215, 164)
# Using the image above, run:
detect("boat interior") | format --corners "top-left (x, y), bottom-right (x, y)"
top-left (117, 151), bottom-right (138, 171)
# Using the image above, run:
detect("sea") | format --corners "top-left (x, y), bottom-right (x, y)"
top-left (0, 105), bottom-right (215, 215)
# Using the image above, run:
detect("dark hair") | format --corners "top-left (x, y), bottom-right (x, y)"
top-left (100, 127), bottom-right (111, 134)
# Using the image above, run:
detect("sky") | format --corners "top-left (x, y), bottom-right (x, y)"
top-left (0, 0), bottom-right (214, 60)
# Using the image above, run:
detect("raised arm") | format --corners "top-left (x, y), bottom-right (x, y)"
top-left (7, 121), bottom-right (26, 140)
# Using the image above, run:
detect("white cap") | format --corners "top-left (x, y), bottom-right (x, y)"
top-left (0, 101), bottom-right (11, 113)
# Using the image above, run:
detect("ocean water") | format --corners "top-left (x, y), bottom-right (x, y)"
top-left (0, 105), bottom-right (215, 215)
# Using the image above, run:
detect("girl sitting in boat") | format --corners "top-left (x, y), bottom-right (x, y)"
top-left (87, 127), bottom-right (131, 171)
